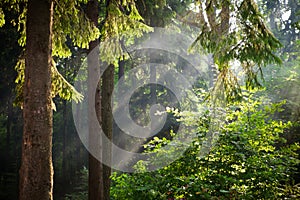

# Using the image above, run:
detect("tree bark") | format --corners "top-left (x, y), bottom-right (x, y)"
top-left (150, 64), bottom-right (157, 105)
top-left (101, 64), bottom-right (114, 200)
top-left (62, 99), bottom-right (68, 185)
top-left (19, 0), bottom-right (54, 199)
top-left (87, 0), bottom-right (103, 200)
top-left (6, 97), bottom-right (13, 170)
top-left (118, 58), bottom-right (125, 81)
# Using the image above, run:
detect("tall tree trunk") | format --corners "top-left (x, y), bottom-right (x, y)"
top-left (118, 58), bottom-right (125, 80)
top-left (6, 97), bottom-right (13, 170)
top-left (150, 64), bottom-right (157, 105)
top-left (19, 0), bottom-right (54, 199)
top-left (62, 99), bottom-right (68, 185)
top-left (101, 64), bottom-right (114, 200)
top-left (87, 0), bottom-right (103, 200)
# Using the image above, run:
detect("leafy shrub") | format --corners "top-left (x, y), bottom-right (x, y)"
top-left (64, 167), bottom-right (88, 200)
top-left (111, 96), bottom-right (300, 199)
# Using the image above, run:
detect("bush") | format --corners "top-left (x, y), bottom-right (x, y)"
top-left (111, 97), bottom-right (300, 199)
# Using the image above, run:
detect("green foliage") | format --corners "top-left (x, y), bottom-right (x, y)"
top-left (52, 0), bottom-right (100, 57)
top-left (261, 53), bottom-right (300, 122)
top-left (136, 0), bottom-right (174, 27)
top-left (256, 61), bottom-right (300, 179)
top-left (14, 58), bottom-right (83, 109)
top-left (5, 0), bottom-right (100, 106)
top-left (51, 60), bottom-right (83, 103)
top-left (237, 0), bottom-right (282, 65)
top-left (1, 0), bottom-right (101, 55)
top-left (261, 0), bottom-right (300, 59)
top-left (111, 94), bottom-right (300, 199)
top-left (211, 67), bottom-right (242, 102)
top-left (100, 0), bottom-right (153, 65)
top-left (14, 58), bottom-right (24, 106)
top-left (191, 0), bottom-right (282, 102)
top-left (0, 7), bottom-right (4, 27)
top-left (0, 0), bottom-right (27, 46)
top-left (64, 167), bottom-right (88, 200)
top-left (193, 0), bottom-right (282, 66)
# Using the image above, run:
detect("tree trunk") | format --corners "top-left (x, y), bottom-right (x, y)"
top-left (87, 0), bottom-right (104, 200)
top-left (62, 99), bottom-right (68, 185)
top-left (6, 97), bottom-right (13, 171)
top-left (19, 0), bottom-right (54, 199)
top-left (101, 64), bottom-right (114, 200)
top-left (118, 58), bottom-right (125, 80)
top-left (150, 64), bottom-right (157, 105)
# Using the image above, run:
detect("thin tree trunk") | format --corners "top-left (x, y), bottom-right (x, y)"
top-left (87, 0), bottom-right (103, 200)
top-left (150, 64), bottom-right (157, 104)
top-left (208, 55), bottom-right (218, 88)
top-left (6, 97), bottom-right (13, 169)
top-left (98, 1), bottom-right (115, 199)
top-left (2, 96), bottom-right (13, 188)
top-left (62, 99), bottom-right (68, 185)
top-left (118, 58), bottom-right (125, 80)
top-left (19, 0), bottom-right (54, 199)
top-left (101, 64), bottom-right (114, 200)
top-left (88, 83), bottom-right (103, 200)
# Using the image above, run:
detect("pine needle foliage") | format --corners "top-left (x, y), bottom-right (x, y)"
top-left (191, 0), bottom-right (282, 102)
top-left (0, 0), bottom-right (99, 107)
top-left (99, 0), bottom-right (153, 65)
